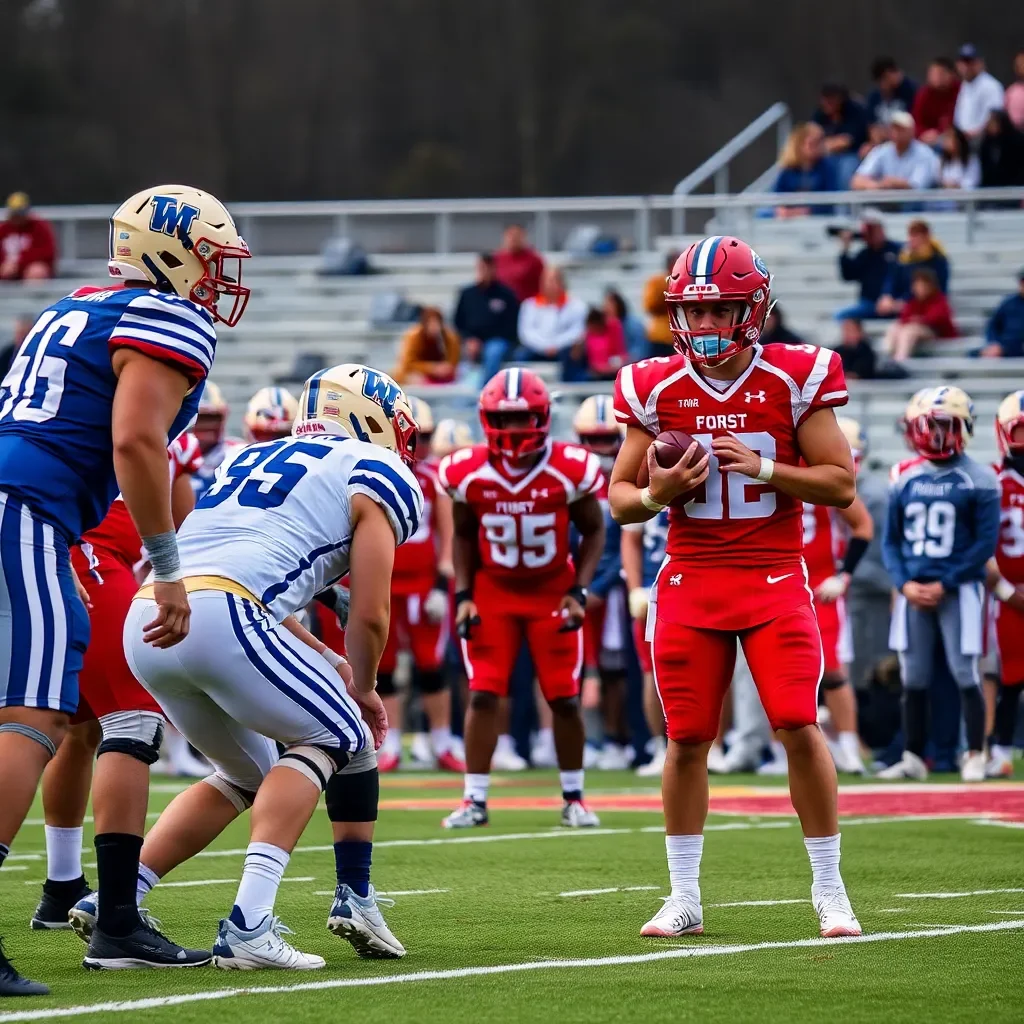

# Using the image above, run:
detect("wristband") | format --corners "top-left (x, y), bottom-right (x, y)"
top-left (640, 487), bottom-right (667, 512)
top-left (567, 584), bottom-right (588, 606)
top-left (840, 536), bottom-right (869, 576)
top-left (322, 649), bottom-right (346, 669)
top-left (142, 531), bottom-right (182, 583)
top-left (755, 457), bottom-right (775, 483)
top-left (994, 577), bottom-right (1016, 603)
top-left (433, 573), bottom-right (452, 593)
top-left (455, 589), bottom-right (473, 607)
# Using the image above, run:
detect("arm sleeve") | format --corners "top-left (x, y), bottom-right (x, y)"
top-left (881, 485), bottom-right (909, 590)
top-left (944, 483), bottom-right (1002, 588)
top-left (348, 456), bottom-right (424, 546)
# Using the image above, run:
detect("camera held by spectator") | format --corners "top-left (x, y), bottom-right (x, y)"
top-left (833, 213), bottom-right (901, 322)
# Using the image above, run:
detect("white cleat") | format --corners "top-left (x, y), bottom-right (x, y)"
top-left (720, 744), bottom-right (761, 774)
top-left (756, 756), bottom-right (789, 777)
top-left (960, 751), bottom-right (987, 782)
top-left (832, 743), bottom-right (867, 776)
top-left (636, 744), bottom-right (666, 777)
top-left (442, 800), bottom-right (489, 829)
top-left (492, 736), bottom-right (529, 772)
top-left (876, 751), bottom-right (928, 781)
top-left (813, 886), bottom-right (862, 938)
top-left (985, 746), bottom-right (1015, 778)
top-left (640, 896), bottom-right (704, 937)
top-left (213, 915), bottom-right (325, 970)
top-left (409, 733), bottom-right (434, 768)
top-left (596, 743), bottom-right (631, 771)
top-left (561, 799), bottom-right (600, 828)
top-left (327, 884), bottom-right (405, 959)
top-left (706, 743), bottom-right (729, 774)
top-left (529, 736), bottom-right (558, 769)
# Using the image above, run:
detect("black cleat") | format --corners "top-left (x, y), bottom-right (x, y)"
top-left (82, 917), bottom-right (212, 971)
top-left (31, 877), bottom-right (92, 931)
top-left (0, 938), bottom-right (49, 996)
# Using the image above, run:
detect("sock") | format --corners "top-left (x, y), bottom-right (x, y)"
top-left (137, 863), bottom-right (160, 905)
top-left (430, 725), bottom-right (452, 756)
top-left (45, 825), bottom-right (83, 882)
top-left (665, 834), bottom-right (703, 902)
top-left (960, 686), bottom-right (985, 753)
top-left (230, 842), bottom-right (290, 931)
top-left (559, 769), bottom-right (584, 802)
top-left (463, 773), bottom-right (490, 805)
top-left (537, 727), bottom-right (554, 750)
top-left (382, 728), bottom-right (402, 757)
top-left (804, 834), bottom-right (843, 891)
top-left (95, 833), bottom-right (143, 937)
top-left (334, 840), bottom-right (372, 898)
top-left (994, 682), bottom-right (1023, 747)
top-left (838, 732), bottom-right (862, 761)
top-left (903, 689), bottom-right (928, 757)
top-left (0, 843), bottom-right (8, 869)
top-left (495, 734), bottom-right (515, 754)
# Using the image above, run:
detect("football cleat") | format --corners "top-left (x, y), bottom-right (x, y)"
top-left (83, 917), bottom-right (212, 970)
top-left (640, 896), bottom-right (704, 937)
top-left (756, 756), bottom-right (789, 777)
top-left (832, 737), bottom-right (867, 776)
top-left (706, 742), bottom-right (729, 774)
top-left (960, 751), bottom-right (986, 782)
top-left (493, 736), bottom-right (528, 771)
top-left (0, 939), bottom-right (49, 996)
top-left (436, 749), bottom-right (466, 774)
top-left (442, 800), bottom-right (488, 829)
top-left (68, 893), bottom-right (99, 942)
top-left (985, 747), bottom-right (1015, 778)
top-left (377, 752), bottom-right (401, 773)
top-left (31, 878), bottom-right (92, 931)
top-left (529, 734), bottom-right (558, 769)
top-left (327, 885), bottom-right (405, 959)
top-left (636, 740), bottom-right (666, 777)
top-left (213, 916), bottom-right (324, 971)
top-left (813, 886), bottom-right (862, 938)
top-left (876, 751), bottom-right (928, 780)
top-left (409, 733), bottom-right (434, 767)
top-left (596, 743), bottom-right (631, 771)
top-left (561, 800), bottom-right (600, 828)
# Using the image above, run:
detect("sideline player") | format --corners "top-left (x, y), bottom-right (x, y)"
top-left (0, 184), bottom-right (249, 992)
top-left (440, 368), bottom-right (606, 828)
top-left (880, 387), bottom-right (1000, 782)
top-left (190, 381), bottom-right (243, 501)
top-left (610, 236), bottom-right (861, 940)
top-left (105, 365), bottom-right (420, 970)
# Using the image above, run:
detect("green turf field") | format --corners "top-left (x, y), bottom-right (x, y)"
top-left (1, 769), bottom-right (1022, 1023)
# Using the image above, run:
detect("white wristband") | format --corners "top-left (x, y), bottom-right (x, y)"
top-left (755, 457), bottom-right (775, 483)
top-left (994, 578), bottom-right (1016, 603)
top-left (322, 648), bottom-right (346, 668)
top-left (640, 487), bottom-right (667, 512)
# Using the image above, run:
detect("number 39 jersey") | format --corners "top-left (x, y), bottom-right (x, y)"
top-left (438, 440), bottom-right (604, 589)
top-left (175, 434), bottom-right (423, 622)
top-left (0, 286), bottom-right (214, 541)
top-left (995, 463), bottom-right (1024, 584)
top-left (613, 343), bottom-right (847, 569)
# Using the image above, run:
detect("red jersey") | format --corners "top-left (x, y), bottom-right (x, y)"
top-left (802, 503), bottom-right (841, 587)
top-left (996, 464), bottom-right (1024, 584)
top-left (439, 440), bottom-right (604, 589)
top-left (614, 344), bottom-right (848, 570)
top-left (392, 456), bottom-right (443, 588)
top-left (81, 432), bottom-right (202, 567)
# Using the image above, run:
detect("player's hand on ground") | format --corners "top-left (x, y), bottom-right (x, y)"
top-left (902, 581), bottom-right (942, 609)
top-left (712, 433), bottom-right (762, 478)
top-left (456, 599), bottom-right (481, 639)
top-left (70, 564), bottom-right (92, 610)
top-left (347, 681), bottom-right (388, 749)
top-left (143, 580), bottom-right (191, 648)
top-left (815, 573), bottom-right (849, 605)
top-left (647, 442), bottom-right (710, 505)
top-left (557, 593), bottom-right (586, 632)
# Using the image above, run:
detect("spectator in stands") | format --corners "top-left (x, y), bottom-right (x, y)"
top-left (391, 306), bottom-right (461, 385)
top-left (494, 224), bottom-right (544, 302)
top-left (913, 58), bottom-right (961, 146)
top-left (453, 252), bottom-right (519, 383)
top-left (866, 57), bottom-right (918, 131)
top-left (0, 192), bottom-right (56, 281)
top-left (643, 252), bottom-right (677, 352)
top-left (834, 214), bottom-right (901, 321)
top-left (937, 127), bottom-right (981, 190)
top-left (760, 305), bottom-right (803, 345)
top-left (980, 269), bottom-right (1024, 359)
top-left (516, 266), bottom-right (587, 374)
top-left (878, 220), bottom-right (950, 316)
top-left (772, 123), bottom-right (837, 217)
top-left (571, 307), bottom-right (628, 382)
top-left (953, 44), bottom-right (1005, 141)
top-left (1006, 51), bottom-right (1024, 130)
top-left (813, 84), bottom-right (869, 189)
top-left (603, 289), bottom-right (648, 362)
top-left (835, 319), bottom-right (877, 379)
top-left (882, 267), bottom-right (957, 361)
top-left (979, 110), bottom-right (1024, 190)
top-left (850, 112), bottom-right (939, 192)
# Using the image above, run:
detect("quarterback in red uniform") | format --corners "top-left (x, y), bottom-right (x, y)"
top-left (609, 235), bottom-right (861, 940)
top-left (439, 368), bottom-right (606, 828)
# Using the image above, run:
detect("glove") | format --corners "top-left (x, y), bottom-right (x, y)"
top-left (424, 587), bottom-right (448, 624)
top-left (815, 574), bottom-right (849, 604)
top-left (628, 586), bottom-right (651, 621)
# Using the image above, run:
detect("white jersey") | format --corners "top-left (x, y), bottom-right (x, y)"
top-left (191, 436), bottom-right (245, 502)
top-left (176, 434), bottom-right (423, 621)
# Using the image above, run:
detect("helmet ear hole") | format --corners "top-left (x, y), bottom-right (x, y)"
top-left (159, 251), bottom-right (184, 269)
top-left (364, 415), bottom-right (385, 435)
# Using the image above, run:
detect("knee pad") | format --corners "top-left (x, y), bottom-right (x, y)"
top-left (376, 673), bottom-right (396, 697)
top-left (0, 721), bottom-right (57, 760)
top-left (548, 695), bottom-right (581, 718)
top-left (97, 711), bottom-right (165, 765)
top-left (325, 749), bottom-right (379, 822)
top-left (278, 744), bottom-right (345, 792)
top-left (202, 772), bottom-right (259, 813)
top-left (415, 670), bottom-right (445, 695)
top-left (820, 673), bottom-right (847, 692)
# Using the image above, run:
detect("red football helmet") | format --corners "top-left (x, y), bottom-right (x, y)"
top-left (479, 367), bottom-right (551, 462)
top-left (665, 235), bottom-right (773, 366)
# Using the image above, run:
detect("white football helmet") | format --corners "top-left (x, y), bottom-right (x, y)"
top-left (108, 184), bottom-right (251, 326)
top-left (906, 385), bottom-right (974, 460)
top-left (195, 381), bottom-right (227, 453)
top-left (294, 364), bottom-right (417, 465)
top-left (408, 395), bottom-right (435, 448)
top-left (573, 394), bottom-right (623, 453)
top-left (996, 390), bottom-right (1024, 457)
top-left (836, 416), bottom-right (867, 468)
top-left (244, 386), bottom-right (299, 443)
top-left (430, 418), bottom-right (473, 459)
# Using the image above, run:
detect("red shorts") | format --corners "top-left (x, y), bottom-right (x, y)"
top-left (996, 601), bottom-right (1024, 684)
top-left (811, 595), bottom-right (850, 676)
top-left (461, 574), bottom-right (582, 702)
top-left (633, 618), bottom-right (653, 674)
top-left (652, 603), bottom-right (823, 744)
top-left (70, 544), bottom-right (161, 720)
top-left (379, 586), bottom-right (447, 674)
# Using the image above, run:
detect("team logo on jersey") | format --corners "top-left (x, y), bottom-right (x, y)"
top-left (669, 573), bottom-right (683, 586)
top-left (531, 488), bottom-right (549, 499)
top-left (744, 391), bottom-right (766, 403)
top-left (149, 196), bottom-right (200, 243)
top-left (361, 369), bottom-right (402, 417)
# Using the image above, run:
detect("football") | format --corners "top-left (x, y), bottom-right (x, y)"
top-left (636, 429), bottom-right (708, 490)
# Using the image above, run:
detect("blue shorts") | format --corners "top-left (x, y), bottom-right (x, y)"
top-left (0, 491), bottom-right (90, 713)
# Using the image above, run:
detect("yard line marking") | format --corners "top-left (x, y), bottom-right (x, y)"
top-left (313, 888), bottom-right (449, 897)
top-left (2, 921), bottom-right (1020, 1023)
top-left (988, 910), bottom-right (1024, 915)
top-left (559, 886), bottom-right (661, 897)
top-left (161, 877), bottom-right (317, 890)
top-left (3, 854), bottom-right (41, 862)
top-left (972, 818), bottom-right (1024, 830)
top-left (710, 898), bottom-right (808, 908)
top-left (0, 866), bottom-right (27, 872)
top-left (894, 888), bottom-right (1024, 899)
top-left (878, 908), bottom-right (907, 913)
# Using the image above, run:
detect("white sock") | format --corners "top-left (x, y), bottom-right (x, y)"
top-left (838, 732), bottom-right (862, 759)
top-left (233, 842), bottom-right (290, 930)
top-left (666, 834), bottom-right (703, 902)
top-left (804, 834), bottom-right (843, 891)
top-left (44, 825), bottom-right (83, 882)
top-left (382, 728), bottom-right (402, 756)
top-left (495, 734), bottom-right (515, 754)
top-left (430, 725), bottom-right (452, 755)
top-left (464, 773), bottom-right (490, 804)
top-left (559, 769), bottom-right (584, 798)
top-left (137, 863), bottom-right (160, 905)
top-left (536, 727), bottom-right (554, 750)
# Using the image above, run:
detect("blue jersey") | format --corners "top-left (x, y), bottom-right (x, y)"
top-left (590, 495), bottom-right (623, 600)
top-left (642, 511), bottom-right (669, 587)
top-left (0, 286), bottom-right (216, 540)
top-left (882, 454), bottom-right (1000, 590)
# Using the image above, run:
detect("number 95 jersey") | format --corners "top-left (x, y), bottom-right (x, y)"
top-left (175, 434), bottom-right (423, 622)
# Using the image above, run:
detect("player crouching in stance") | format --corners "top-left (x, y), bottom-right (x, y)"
top-left (440, 368), bottom-right (606, 828)
top-left (609, 236), bottom-right (861, 940)
top-left (83, 365), bottom-right (422, 970)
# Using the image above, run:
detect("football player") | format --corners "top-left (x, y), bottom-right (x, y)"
top-left (191, 381), bottom-right (244, 502)
top-left (880, 387), bottom-right (1001, 782)
top-left (440, 368), bottom-right (606, 828)
top-left (88, 365), bottom-right (421, 970)
top-left (243, 386), bottom-right (299, 443)
top-left (610, 235), bottom-right (861, 940)
top-left (0, 184), bottom-right (248, 990)
top-left (431, 418), bottom-right (473, 461)
top-left (985, 391), bottom-right (1024, 776)
top-left (376, 396), bottom-right (463, 773)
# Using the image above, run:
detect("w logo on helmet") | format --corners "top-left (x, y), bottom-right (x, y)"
top-left (361, 369), bottom-right (402, 417)
top-left (149, 196), bottom-right (200, 242)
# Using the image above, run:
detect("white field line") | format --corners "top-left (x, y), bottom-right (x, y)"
top-left (559, 886), bottom-right (661, 897)
top-left (313, 888), bottom-right (449, 897)
top-left (893, 888), bottom-right (1024, 899)
top-left (1, 921), bottom-right (1020, 1023)
top-left (878, 908), bottom-right (908, 913)
top-left (0, 865), bottom-right (27, 872)
top-left (972, 818), bottom-right (1024, 830)
top-left (711, 898), bottom-right (808, 908)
